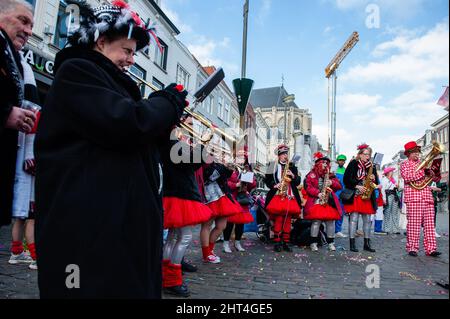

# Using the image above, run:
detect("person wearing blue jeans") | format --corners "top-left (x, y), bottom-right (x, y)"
top-left (335, 155), bottom-right (347, 237)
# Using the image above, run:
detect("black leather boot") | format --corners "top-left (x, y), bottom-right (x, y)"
top-left (282, 242), bottom-right (293, 252)
top-left (363, 238), bottom-right (376, 252)
top-left (350, 238), bottom-right (358, 252)
top-left (164, 284), bottom-right (190, 297)
top-left (181, 258), bottom-right (197, 273)
top-left (274, 242), bottom-right (282, 252)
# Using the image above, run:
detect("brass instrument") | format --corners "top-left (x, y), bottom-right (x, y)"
top-left (127, 71), bottom-right (237, 150)
top-left (361, 163), bottom-right (377, 200)
top-left (318, 168), bottom-right (331, 206)
top-left (277, 157), bottom-right (292, 199)
top-left (410, 141), bottom-right (445, 190)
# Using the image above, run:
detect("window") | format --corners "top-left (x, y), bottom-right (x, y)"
top-left (217, 96), bottom-right (224, 119)
top-left (224, 103), bottom-right (230, 124)
top-left (294, 118), bottom-right (301, 131)
top-left (207, 95), bottom-right (214, 114)
top-left (54, 1), bottom-right (69, 49)
top-left (129, 64), bottom-right (146, 96)
top-left (154, 38), bottom-right (168, 70)
top-left (176, 64), bottom-right (190, 89)
top-left (152, 77), bottom-right (164, 90)
top-left (26, 0), bottom-right (37, 7)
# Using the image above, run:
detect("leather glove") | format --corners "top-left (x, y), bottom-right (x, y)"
top-left (149, 83), bottom-right (189, 119)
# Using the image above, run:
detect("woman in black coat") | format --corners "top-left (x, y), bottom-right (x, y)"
top-left (343, 144), bottom-right (380, 253)
top-left (34, 1), bottom-right (187, 298)
top-left (264, 145), bottom-right (302, 252)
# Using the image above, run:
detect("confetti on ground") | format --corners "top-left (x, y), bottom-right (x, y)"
top-left (399, 272), bottom-right (421, 281)
top-left (345, 255), bottom-right (368, 263)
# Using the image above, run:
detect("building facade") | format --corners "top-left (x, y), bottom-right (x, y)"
top-left (250, 86), bottom-right (315, 174)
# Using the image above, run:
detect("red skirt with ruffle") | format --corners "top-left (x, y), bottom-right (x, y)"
top-left (163, 197), bottom-right (213, 228)
top-left (266, 195), bottom-right (301, 217)
top-left (227, 204), bottom-right (254, 224)
top-left (304, 204), bottom-right (341, 221)
top-left (207, 196), bottom-right (242, 218)
top-left (344, 195), bottom-right (375, 214)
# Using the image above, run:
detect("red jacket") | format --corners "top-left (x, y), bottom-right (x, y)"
top-left (304, 170), bottom-right (342, 214)
top-left (227, 170), bottom-right (256, 206)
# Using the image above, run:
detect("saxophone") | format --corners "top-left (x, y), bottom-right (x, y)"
top-left (277, 160), bottom-right (292, 199)
top-left (318, 168), bottom-right (330, 206)
top-left (361, 163), bottom-right (377, 200)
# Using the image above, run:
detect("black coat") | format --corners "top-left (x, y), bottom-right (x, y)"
top-left (160, 139), bottom-right (204, 202)
top-left (0, 29), bottom-right (22, 227)
top-left (35, 47), bottom-right (181, 299)
top-left (264, 161), bottom-right (302, 209)
top-left (343, 159), bottom-right (380, 211)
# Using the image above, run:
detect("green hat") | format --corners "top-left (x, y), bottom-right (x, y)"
top-left (336, 154), bottom-right (347, 161)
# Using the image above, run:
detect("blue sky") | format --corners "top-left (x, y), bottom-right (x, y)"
top-left (161, 0), bottom-right (449, 163)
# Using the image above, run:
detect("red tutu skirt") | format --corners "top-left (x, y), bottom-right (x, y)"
top-left (344, 195), bottom-right (375, 214)
top-left (227, 205), bottom-right (254, 224)
top-left (163, 197), bottom-right (213, 228)
top-left (266, 195), bottom-right (301, 217)
top-left (304, 204), bottom-right (341, 221)
top-left (207, 196), bottom-right (242, 218)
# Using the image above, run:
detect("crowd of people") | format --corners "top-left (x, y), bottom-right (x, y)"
top-left (0, 0), bottom-right (447, 299)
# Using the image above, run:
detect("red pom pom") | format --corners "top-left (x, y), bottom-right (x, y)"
top-left (175, 84), bottom-right (184, 92)
top-left (313, 152), bottom-right (324, 159)
top-left (112, 0), bottom-right (129, 9)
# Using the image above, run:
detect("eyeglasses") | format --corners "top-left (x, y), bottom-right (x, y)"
top-left (362, 153), bottom-right (370, 156)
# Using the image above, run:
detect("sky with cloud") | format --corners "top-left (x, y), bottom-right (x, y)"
top-left (160, 0), bottom-right (449, 164)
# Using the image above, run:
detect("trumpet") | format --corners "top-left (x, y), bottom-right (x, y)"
top-left (127, 71), bottom-right (237, 150)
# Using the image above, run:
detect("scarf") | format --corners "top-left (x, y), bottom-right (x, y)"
top-left (12, 56), bottom-right (40, 218)
top-left (357, 160), bottom-right (372, 180)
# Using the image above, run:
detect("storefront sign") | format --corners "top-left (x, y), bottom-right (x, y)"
top-left (21, 49), bottom-right (54, 76)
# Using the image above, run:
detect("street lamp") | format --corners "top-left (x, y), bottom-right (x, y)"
top-left (282, 94), bottom-right (295, 144)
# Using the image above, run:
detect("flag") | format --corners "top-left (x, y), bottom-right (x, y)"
top-left (437, 86), bottom-right (449, 108)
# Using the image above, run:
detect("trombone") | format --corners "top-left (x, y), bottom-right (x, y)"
top-left (126, 71), bottom-right (238, 151)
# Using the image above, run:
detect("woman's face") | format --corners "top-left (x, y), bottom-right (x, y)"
top-left (95, 36), bottom-right (137, 71)
top-left (360, 150), bottom-right (371, 163)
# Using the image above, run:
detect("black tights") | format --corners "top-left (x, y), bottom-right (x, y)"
top-left (223, 222), bottom-right (244, 241)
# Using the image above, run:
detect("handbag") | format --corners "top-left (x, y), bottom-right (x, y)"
top-left (339, 188), bottom-right (355, 204)
top-left (236, 192), bottom-right (252, 206)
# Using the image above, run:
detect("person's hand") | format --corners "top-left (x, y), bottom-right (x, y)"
top-left (369, 174), bottom-right (375, 181)
top-left (286, 170), bottom-right (294, 178)
top-left (5, 107), bottom-right (37, 133)
top-left (274, 183), bottom-right (282, 190)
top-left (356, 185), bottom-right (367, 193)
top-left (236, 182), bottom-right (241, 188)
top-left (325, 180), bottom-right (332, 187)
top-left (424, 169), bottom-right (435, 177)
top-left (165, 83), bottom-right (189, 107)
top-left (23, 159), bottom-right (36, 175)
top-left (377, 184), bottom-right (382, 190)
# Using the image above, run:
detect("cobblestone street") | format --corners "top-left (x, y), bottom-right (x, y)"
top-left (1, 213), bottom-right (448, 299)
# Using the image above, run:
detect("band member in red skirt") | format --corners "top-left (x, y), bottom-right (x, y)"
top-left (343, 144), bottom-right (380, 252)
top-left (160, 129), bottom-right (213, 297)
top-left (224, 159), bottom-right (256, 253)
top-left (200, 154), bottom-right (242, 263)
top-left (303, 152), bottom-right (342, 252)
top-left (264, 145), bottom-right (302, 252)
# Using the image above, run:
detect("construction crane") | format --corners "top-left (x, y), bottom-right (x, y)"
top-left (326, 31), bottom-right (359, 161)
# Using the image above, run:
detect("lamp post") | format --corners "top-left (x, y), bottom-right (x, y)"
top-left (282, 94), bottom-right (295, 144)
